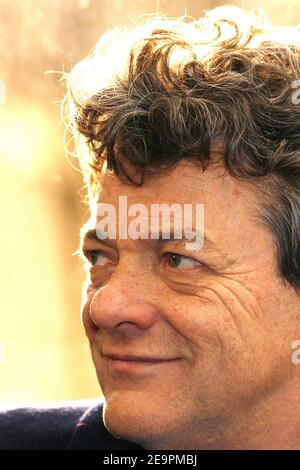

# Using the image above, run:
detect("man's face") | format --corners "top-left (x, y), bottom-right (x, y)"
top-left (81, 160), bottom-right (300, 449)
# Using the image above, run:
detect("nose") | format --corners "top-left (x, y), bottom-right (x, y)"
top-left (89, 273), bottom-right (158, 337)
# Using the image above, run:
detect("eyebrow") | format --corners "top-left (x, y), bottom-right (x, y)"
top-left (80, 227), bottom-right (222, 255)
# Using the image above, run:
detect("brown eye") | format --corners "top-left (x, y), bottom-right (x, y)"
top-left (163, 253), bottom-right (202, 269)
top-left (86, 250), bottom-right (111, 267)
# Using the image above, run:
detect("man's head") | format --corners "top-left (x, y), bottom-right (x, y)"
top-left (65, 6), bottom-right (300, 449)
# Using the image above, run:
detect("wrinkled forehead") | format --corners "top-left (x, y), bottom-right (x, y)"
top-left (84, 159), bottom-right (268, 260)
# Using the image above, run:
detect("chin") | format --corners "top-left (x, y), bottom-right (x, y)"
top-left (102, 392), bottom-right (178, 448)
top-left (102, 397), bottom-right (150, 446)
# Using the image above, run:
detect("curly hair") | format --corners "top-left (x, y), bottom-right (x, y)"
top-left (64, 5), bottom-right (300, 292)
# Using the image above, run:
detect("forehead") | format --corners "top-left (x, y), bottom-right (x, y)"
top-left (97, 160), bottom-right (253, 205)
top-left (88, 160), bottom-right (263, 256)
top-left (95, 160), bottom-right (257, 218)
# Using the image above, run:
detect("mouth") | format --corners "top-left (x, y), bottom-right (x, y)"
top-left (102, 353), bottom-right (182, 375)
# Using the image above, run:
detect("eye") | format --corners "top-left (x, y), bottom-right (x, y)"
top-left (84, 250), bottom-right (111, 267)
top-left (163, 253), bottom-right (202, 270)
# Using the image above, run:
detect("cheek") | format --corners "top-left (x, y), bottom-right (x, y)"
top-left (188, 315), bottom-right (228, 367)
top-left (165, 296), bottom-right (227, 363)
top-left (167, 291), bottom-right (248, 372)
top-left (177, 287), bottom-right (285, 387)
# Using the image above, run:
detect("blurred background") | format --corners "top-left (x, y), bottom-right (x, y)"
top-left (0, 0), bottom-right (299, 405)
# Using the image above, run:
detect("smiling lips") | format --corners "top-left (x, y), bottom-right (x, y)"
top-left (102, 352), bottom-right (181, 373)
top-left (104, 353), bottom-right (179, 362)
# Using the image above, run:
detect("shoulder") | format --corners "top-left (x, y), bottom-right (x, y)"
top-left (0, 398), bottom-right (96, 449)
top-left (0, 398), bottom-right (143, 450)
